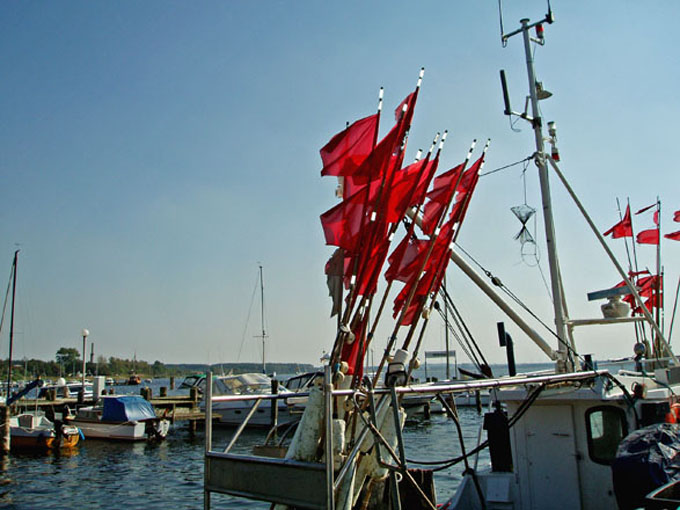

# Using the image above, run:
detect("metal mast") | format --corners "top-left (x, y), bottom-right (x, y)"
top-left (259, 265), bottom-right (267, 374)
top-left (5, 250), bottom-right (18, 398)
top-left (502, 11), bottom-right (573, 372)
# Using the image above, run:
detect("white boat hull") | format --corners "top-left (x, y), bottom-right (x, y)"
top-left (210, 400), bottom-right (298, 427)
top-left (70, 418), bottom-right (169, 441)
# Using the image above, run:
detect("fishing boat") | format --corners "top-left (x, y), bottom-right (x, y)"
top-left (10, 411), bottom-right (81, 451)
top-left (68, 395), bottom-right (170, 441)
top-left (203, 6), bottom-right (680, 510)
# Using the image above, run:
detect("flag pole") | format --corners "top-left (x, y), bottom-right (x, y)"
top-left (403, 141), bottom-right (490, 379)
top-left (399, 140), bottom-right (478, 351)
top-left (331, 71), bottom-right (423, 369)
top-left (546, 157), bottom-right (678, 364)
top-left (616, 197), bottom-right (644, 347)
top-left (352, 134), bottom-right (442, 388)
top-left (655, 197), bottom-right (662, 356)
top-left (327, 86), bottom-right (384, 367)
top-left (372, 139), bottom-right (475, 386)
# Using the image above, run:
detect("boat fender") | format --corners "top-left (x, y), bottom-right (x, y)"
top-left (284, 385), bottom-right (324, 462)
top-left (322, 418), bottom-right (346, 470)
top-left (672, 404), bottom-right (680, 422)
top-left (386, 349), bottom-right (409, 387)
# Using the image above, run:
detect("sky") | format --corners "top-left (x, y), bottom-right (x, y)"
top-left (1, 1), bottom-right (679, 368)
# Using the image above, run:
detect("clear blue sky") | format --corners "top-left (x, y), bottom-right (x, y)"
top-left (1, 1), bottom-right (679, 367)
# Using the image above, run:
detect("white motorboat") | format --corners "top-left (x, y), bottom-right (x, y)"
top-left (199, 372), bottom-right (297, 427)
top-left (68, 395), bottom-right (169, 441)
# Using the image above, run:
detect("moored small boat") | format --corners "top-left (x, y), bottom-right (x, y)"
top-left (68, 395), bottom-right (169, 441)
top-left (10, 411), bottom-right (80, 451)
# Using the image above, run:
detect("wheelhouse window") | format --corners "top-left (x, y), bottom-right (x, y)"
top-left (586, 406), bottom-right (628, 465)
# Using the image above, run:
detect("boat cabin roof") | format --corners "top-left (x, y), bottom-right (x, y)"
top-left (101, 395), bottom-right (157, 422)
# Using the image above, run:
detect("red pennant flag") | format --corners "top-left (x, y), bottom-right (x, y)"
top-left (665, 230), bottom-right (680, 241)
top-left (637, 229), bottom-right (659, 245)
top-left (339, 315), bottom-right (368, 377)
top-left (674, 210), bottom-right (680, 222)
top-left (385, 235), bottom-right (428, 283)
top-left (421, 163), bottom-right (464, 235)
top-left (353, 238), bottom-right (390, 297)
top-left (636, 203), bottom-right (656, 215)
top-left (383, 159), bottom-right (430, 223)
top-left (320, 187), bottom-right (371, 252)
top-left (448, 154), bottom-right (484, 225)
top-left (603, 205), bottom-right (633, 238)
top-left (320, 114), bottom-right (378, 177)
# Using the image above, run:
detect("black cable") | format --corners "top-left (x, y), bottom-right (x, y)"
top-left (479, 156), bottom-right (532, 177)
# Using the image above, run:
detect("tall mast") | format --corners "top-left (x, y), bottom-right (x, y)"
top-left (259, 265), bottom-right (266, 374)
top-left (502, 13), bottom-right (572, 372)
top-left (6, 250), bottom-right (18, 398)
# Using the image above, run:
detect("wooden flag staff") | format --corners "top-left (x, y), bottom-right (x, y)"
top-left (371, 139), bottom-right (477, 386)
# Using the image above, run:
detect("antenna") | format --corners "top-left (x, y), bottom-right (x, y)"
top-left (500, 70), bottom-right (512, 115)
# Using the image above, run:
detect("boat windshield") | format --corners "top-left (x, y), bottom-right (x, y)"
top-left (212, 373), bottom-right (273, 396)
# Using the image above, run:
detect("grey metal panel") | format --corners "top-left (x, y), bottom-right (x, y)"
top-left (205, 452), bottom-right (327, 509)
top-left (586, 286), bottom-right (631, 301)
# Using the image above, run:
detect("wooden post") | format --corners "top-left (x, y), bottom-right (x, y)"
top-left (423, 401), bottom-right (431, 420)
top-left (0, 406), bottom-right (9, 454)
top-left (160, 386), bottom-right (168, 397)
top-left (169, 376), bottom-right (175, 390)
top-left (270, 379), bottom-right (279, 431)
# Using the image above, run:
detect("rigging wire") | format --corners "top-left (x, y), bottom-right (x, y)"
top-left (479, 156), bottom-right (532, 177)
top-left (453, 242), bottom-right (584, 364)
top-left (236, 270), bottom-right (261, 362)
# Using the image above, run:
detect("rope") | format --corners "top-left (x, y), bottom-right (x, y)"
top-left (479, 156), bottom-right (532, 177)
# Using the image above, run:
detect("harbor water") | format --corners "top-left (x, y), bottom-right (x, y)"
top-left (2, 363), bottom-right (563, 509)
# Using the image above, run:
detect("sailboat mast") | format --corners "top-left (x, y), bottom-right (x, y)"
top-left (516, 17), bottom-right (571, 371)
top-left (6, 250), bottom-right (18, 398)
top-left (259, 265), bottom-right (266, 374)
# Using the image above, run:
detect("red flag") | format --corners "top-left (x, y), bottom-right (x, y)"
top-left (385, 234), bottom-right (428, 283)
top-left (665, 230), bottom-right (680, 241)
top-left (653, 210), bottom-right (659, 226)
top-left (421, 163), bottom-right (464, 235)
top-left (320, 114), bottom-right (378, 177)
top-left (339, 315), bottom-right (368, 377)
top-left (448, 154), bottom-right (484, 225)
top-left (674, 210), bottom-right (680, 222)
top-left (320, 186), bottom-right (371, 252)
top-left (603, 205), bottom-right (632, 238)
top-left (353, 238), bottom-right (390, 297)
top-left (637, 229), bottom-right (659, 245)
top-left (636, 203), bottom-right (656, 215)
top-left (383, 159), bottom-right (429, 223)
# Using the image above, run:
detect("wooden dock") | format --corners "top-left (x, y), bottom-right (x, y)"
top-left (8, 387), bottom-right (214, 432)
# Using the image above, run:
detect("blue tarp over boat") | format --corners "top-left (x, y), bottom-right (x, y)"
top-left (101, 396), bottom-right (157, 422)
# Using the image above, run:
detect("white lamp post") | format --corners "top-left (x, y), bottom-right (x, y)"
top-left (81, 328), bottom-right (89, 391)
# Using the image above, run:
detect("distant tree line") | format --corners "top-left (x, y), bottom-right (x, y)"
top-left (0, 348), bottom-right (315, 381)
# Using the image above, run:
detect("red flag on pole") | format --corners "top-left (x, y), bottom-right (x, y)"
top-left (320, 187), bottom-right (371, 252)
top-left (674, 210), bottom-right (680, 222)
top-left (636, 229), bottom-right (660, 245)
top-left (636, 203), bottom-right (656, 215)
top-left (385, 235), bottom-right (428, 283)
top-left (665, 230), bottom-right (680, 241)
top-left (421, 163), bottom-right (464, 235)
top-left (603, 205), bottom-right (633, 238)
top-left (320, 114), bottom-right (379, 177)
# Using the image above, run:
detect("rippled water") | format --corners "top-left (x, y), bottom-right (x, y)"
top-left (1, 376), bottom-right (491, 509)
